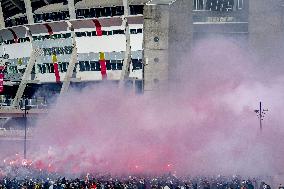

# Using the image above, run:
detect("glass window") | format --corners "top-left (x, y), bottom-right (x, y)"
top-left (85, 61), bottom-right (91, 71)
top-left (79, 61), bottom-right (86, 71)
top-left (87, 32), bottom-right (92, 37)
top-left (92, 31), bottom-right (97, 36)
top-left (237, 0), bottom-right (243, 9)
top-left (90, 61), bottom-right (101, 71)
top-left (113, 30), bottom-right (125, 35)
top-left (105, 60), bottom-right (111, 70)
top-left (116, 6), bottom-right (124, 16)
top-left (117, 60), bottom-right (123, 70)
top-left (137, 29), bottom-right (143, 33)
top-left (90, 8), bottom-right (96, 17)
top-left (105, 7), bottom-right (112, 17)
top-left (130, 29), bottom-right (137, 34)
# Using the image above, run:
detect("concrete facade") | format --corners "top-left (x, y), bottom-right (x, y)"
top-left (143, 0), bottom-right (193, 92)
top-left (249, 0), bottom-right (284, 67)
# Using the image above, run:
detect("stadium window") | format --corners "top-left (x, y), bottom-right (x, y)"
top-left (113, 30), bottom-right (125, 35)
top-left (92, 31), bottom-right (97, 36)
top-left (38, 64), bottom-right (45, 74)
top-left (102, 31), bottom-right (108, 35)
top-left (116, 6), bottom-right (124, 16)
top-left (90, 8), bottom-right (96, 18)
top-left (137, 29), bottom-right (143, 33)
top-left (64, 33), bottom-right (71, 38)
top-left (130, 29), bottom-right (137, 34)
top-left (107, 31), bottom-right (113, 35)
top-left (87, 32), bottom-right (92, 37)
top-left (105, 7), bottom-right (112, 17)
top-left (59, 62), bottom-right (68, 72)
top-left (45, 63), bottom-right (54, 73)
top-left (76, 9), bottom-right (85, 19)
top-left (193, 0), bottom-right (204, 10)
top-left (117, 60), bottom-right (123, 70)
top-left (90, 61), bottom-right (100, 71)
top-left (85, 61), bottom-right (91, 71)
top-left (75, 32), bottom-right (81, 37)
top-left (79, 61), bottom-right (87, 71)
top-left (106, 60), bottom-right (111, 70)
top-left (132, 59), bottom-right (142, 70)
top-left (96, 8), bottom-right (104, 17)
top-left (81, 32), bottom-right (87, 37)
top-left (110, 60), bottom-right (117, 70)
top-left (111, 7), bottom-right (118, 16)
top-left (8, 66), bottom-right (18, 74)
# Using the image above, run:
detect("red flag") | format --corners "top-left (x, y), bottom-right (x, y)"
top-left (99, 52), bottom-right (107, 80)
top-left (0, 66), bottom-right (5, 93)
top-left (52, 54), bottom-right (60, 83)
top-left (93, 19), bottom-right (102, 36)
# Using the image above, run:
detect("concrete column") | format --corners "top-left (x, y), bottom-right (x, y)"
top-left (0, 2), bottom-right (5, 29)
top-left (123, 0), bottom-right (129, 16)
top-left (143, 0), bottom-right (193, 92)
top-left (68, 0), bottom-right (76, 20)
top-left (24, 0), bottom-right (34, 24)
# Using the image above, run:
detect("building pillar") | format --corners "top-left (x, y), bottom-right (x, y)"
top-left (24, 0), bottom-right (34, 24)
top-left (143, 0), bottom-right (193, 92)
top-left (0, 2), bottom-right (5, 29)
top-left (68, 0), bottom-right (76, 20)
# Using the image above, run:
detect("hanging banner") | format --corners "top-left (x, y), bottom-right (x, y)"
top-left (92, 19), bottom-right (102, 36)
top-left (44, 23), bottom-right (54, 35)
top-left (8, 29), bottom-right (18, 43)
top-left (99, 52), bottom-right (107, 80)
top-left (52, 54), bottom-right (61, 83)
top-left (18, 58), bottom-right (23, 65)
top-left (0, 66), bottom-right (5, 93)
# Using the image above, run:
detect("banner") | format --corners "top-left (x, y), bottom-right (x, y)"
top-left (0, 66), bottom-right (5, 93)
top-left (93, 19), bottom-right (102, 36)
top-left (8, 29), bottom-right (18, 43)
top-left (99, 52), bottom-right (107, 80)
top-left (52, 54), bottom-right (61, 83)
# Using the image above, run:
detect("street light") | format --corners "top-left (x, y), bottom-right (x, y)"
top-left (254, 101), bottom-right (268, 131)
top-left (22, 95), bottom-right (30, 159)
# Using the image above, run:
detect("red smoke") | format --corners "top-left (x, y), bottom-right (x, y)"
top-left (9, 37), bottom-right (284, 177)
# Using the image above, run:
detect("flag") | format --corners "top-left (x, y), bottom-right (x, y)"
top-left (99, 52), bottom-right (107, 80)
top-left (0, 66), bottom-right (5, 93)
top-left (93, 19), bottom-right (102, 36)
top-left (18, 58), bottom-right (23, 65)
top-left (52, 54), bottom-right (60, 83)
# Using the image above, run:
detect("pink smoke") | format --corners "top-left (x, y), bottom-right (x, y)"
top-left (26, 37), bottom-right (284, 177)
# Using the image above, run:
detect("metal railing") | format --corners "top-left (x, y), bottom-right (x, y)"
top-left (0, 128), bottom-right (33, 138)
top-left (0, 96), bottom-right (48, 109)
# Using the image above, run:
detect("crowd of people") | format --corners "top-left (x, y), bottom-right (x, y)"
top-left (0, 166), bottom-right (279, 189)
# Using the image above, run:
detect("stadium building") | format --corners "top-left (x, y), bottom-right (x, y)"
top-left (0, 0), bottom-right (282, 121)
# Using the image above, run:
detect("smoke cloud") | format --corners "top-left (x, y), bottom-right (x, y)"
top-left (20, 36), bottom-right (284, 177)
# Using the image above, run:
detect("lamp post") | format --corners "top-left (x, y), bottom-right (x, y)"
top-left (23, 96), bottom-right (29, 159)
top-left (254, 101), bottom-right (268, 131)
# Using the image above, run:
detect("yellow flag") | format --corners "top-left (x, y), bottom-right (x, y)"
top-left (18, 58), bottom-right (23, 65)
top-left (52, 54), bottom-right (58, 63)
top-left (99, 52), bottom-right (105, 60)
